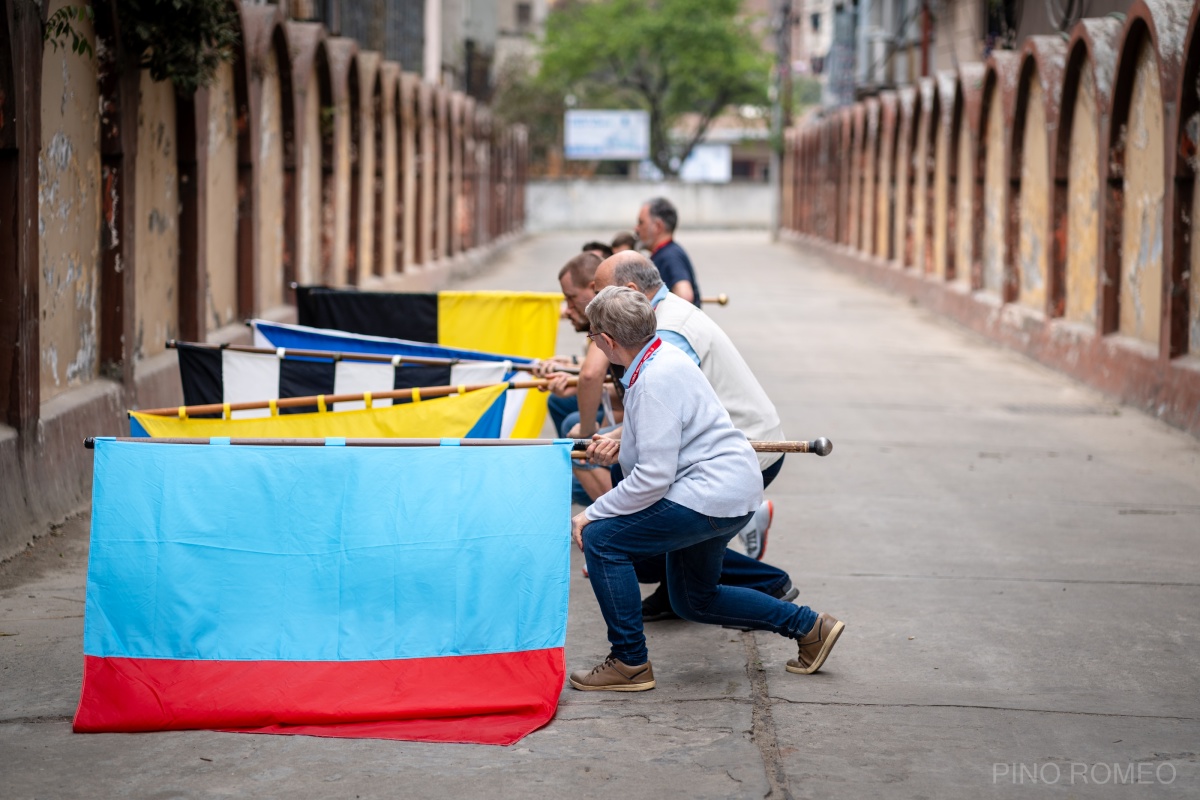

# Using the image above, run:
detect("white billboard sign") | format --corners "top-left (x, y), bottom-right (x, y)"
top-left (564, 110), bottom-right (650, 160)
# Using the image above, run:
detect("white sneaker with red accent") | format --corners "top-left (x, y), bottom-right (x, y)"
top-left (737, 500), bottom-right (774, 561)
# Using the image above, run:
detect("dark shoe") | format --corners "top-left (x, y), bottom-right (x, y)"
top-left (569, 656), bottom-right (656, 692)
top-left (722, 579), bottom-right (800, 631)
top-left (773, 579), bottom-right (799, 603)
top-left (641, 585), bottom-right (678, 621)
top-left (787, 612), bottom-right (845, 674)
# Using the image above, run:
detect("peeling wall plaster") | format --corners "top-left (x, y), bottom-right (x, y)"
top-left (37, 0), bottom-right (101, 401)
top-left (134, 72), bottom-right (179, 361)
top-left (1066, 64), bottom-right (1100, 326)
top-left (1120, 40), bottom-right (1165, 345)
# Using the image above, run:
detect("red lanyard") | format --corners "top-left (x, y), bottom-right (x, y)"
top-left (627, 338), bottom-right (662, 388)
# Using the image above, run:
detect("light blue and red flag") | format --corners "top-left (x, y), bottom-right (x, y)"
top-left (75, 438), bottom-right (571, 745)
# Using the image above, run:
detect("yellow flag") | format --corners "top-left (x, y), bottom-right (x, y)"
top-left (437, 291), bottom-right (561, 359)
top-left (130, 384), bottom-right (508, 439)
top-left (437, 291), bottom-right (560, 437)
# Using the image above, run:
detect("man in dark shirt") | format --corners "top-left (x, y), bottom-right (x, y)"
top-left (635, 197), bottom-right (702, 308)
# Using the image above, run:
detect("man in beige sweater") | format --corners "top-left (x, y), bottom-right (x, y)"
top-left (580, 251), bottom-right (798, 620)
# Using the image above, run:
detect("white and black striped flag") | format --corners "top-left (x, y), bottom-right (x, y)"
top-left (175, 343), bottom-right (511, 419)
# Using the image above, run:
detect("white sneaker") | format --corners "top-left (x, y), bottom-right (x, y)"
top-left (737, 500), bottom-right (774, 561)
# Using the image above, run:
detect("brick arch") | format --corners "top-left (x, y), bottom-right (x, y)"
top-left (230, 4), bottom-right (255, 320)
top-left (827, 116), bottom-right (841, 243)
top-left (271, 21), bottom-right (296, 303)
top-left (315, 39), bottom-right (338, 285)
top-left (285, 22), bottom-right (328, 287)
top-left (474, 104), bottom-right (493, 248)
top-left (433, 86), bottom-right (448, 260)
top-left (1107, 0), bottom-right (1187, 353)
top-left (877, 92), bottom-right (899, 261)
top-left (896, 86), bottom-right (921, 268)
top-left (951, 64), bottom-right (985, 288)
top-left (448, 91), bottom-right (465, 258)
top-left (781, 128), bottom-right (794, 234)
top-left (862, 99), bottom-right (880, 257)
top-left (0, 0), bottom-right (37, 430)
top-left (1173, 0), bottom-right (1200, 356)
top-left (462, 95), bottom-right (478, 252)
top-left (415, 79), bottom-right (432, 265)
top-left (1056, 17), bottom-right (1122, 331)
top-left (979, 51), bottom-right (1021, 300)
top-left (173, 5), bottom-right (253, 340)
top-left (396, 72), bottom-right (415, 272)
top-left (319, 38), bottom-right (361, 287)
top-left (1011, 36), bottom-right (1067, 314)
top-left (367, 63), bottom-right (383, 278)
top-left (806, 125), bottom-right (818, 236)
top-left (89, 2), bottom-right (135, 384)
top-left (345, 52), bottom-right (363, 285)
top-left (933, 71), bottom-right (957, 281)
top-left (919, 77), bottom-right (937, 275)
top-left (849, 104), bottom-right (865, 250)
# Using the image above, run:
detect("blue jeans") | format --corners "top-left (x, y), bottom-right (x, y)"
top-left (583, 498), bottom-right (818, 666)
top-left (633, 548), bottom-right (790, 595)
top-left (619, 455), bottom-right (791, 594)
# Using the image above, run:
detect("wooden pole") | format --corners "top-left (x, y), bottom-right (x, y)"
top-left (86, 436), bottom-right (832, 456)
top-left (131, 378), bottom-right (575, 418)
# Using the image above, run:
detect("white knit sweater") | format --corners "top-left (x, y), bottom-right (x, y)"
top-left (654, 292), bottom-right (784, 470)
top-left (584, 342), bottom-right (764, 521)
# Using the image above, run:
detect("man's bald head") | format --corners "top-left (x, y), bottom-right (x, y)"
top-left (594, 251), bottom-right (664, 299)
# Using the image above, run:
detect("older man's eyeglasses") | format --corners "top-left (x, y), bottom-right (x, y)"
top-left (586, 330), bottom-right (606, 342)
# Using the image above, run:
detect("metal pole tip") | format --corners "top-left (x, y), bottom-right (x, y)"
top-left (812, 437), bottom-right (832, 456)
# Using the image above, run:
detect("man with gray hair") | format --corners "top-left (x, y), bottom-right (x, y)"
top-left (635, 197), bottom-right (701, 307)
top-left (569, 285), bottom-right (844, 691)
top-left (558, 251), bottom-right (794, 624)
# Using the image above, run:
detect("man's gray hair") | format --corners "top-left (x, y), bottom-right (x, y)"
top-left (612, 252), bottom-right (664, 293)
top-left (586, 286), bottom-right (657, 349)
top-left (645, 197), bottom-right (678, 233)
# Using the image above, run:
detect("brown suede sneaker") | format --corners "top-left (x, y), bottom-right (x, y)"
top-left (786, 613), bottom-right (845, 674)
top-left (569, 656), bottom-right (656, 691)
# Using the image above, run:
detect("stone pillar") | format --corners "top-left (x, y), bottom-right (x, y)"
top-left (418, 80), bottom-right (435, 266)
top-left (1058, 19), bottom-right (1121, 330)
top-left (1012, 38), bottom-right (1066, 314)
top-left (876, 92), bottom-right (898, 260)
top-left (980, 52), bottom-right (1020, 300)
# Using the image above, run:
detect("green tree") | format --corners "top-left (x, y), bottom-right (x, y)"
top-left (43, 0), bottom-right (239, 95)
top-left (490, 54), bottom-right (568, 175)
top-left (539, 0), bottom-right (770, 178)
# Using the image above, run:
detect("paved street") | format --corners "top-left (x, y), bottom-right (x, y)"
top-left (2, 231), bottom-right (1198, 798)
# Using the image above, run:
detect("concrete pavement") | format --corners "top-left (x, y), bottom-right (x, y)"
top-left (2, 231), bottom-right (1198, 798)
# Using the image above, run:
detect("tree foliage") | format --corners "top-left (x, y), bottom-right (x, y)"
top-left (44, 5), bottom-right (96, 58)
top-left (117, 0), bottom-right (240, 95)
top-left (539, 0), bottom-right (769, 178)
top-left (490, 54), bottom-right (569, 176)
top-left (43, 1), bottom-right (239, 95)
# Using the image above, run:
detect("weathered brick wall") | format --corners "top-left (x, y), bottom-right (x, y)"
top-left (0, 1), bottom-right (528, 557)
top-left (783, 0), bottom-right (1200, 438)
